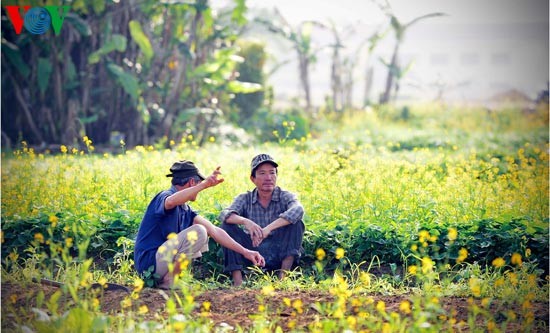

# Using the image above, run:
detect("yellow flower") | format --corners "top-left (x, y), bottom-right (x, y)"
top-left (133, 278), bottom-right (144, 292)
top-left (315, 248), bottom-right (326, 261)
top-left (408, 265), bottom-right (418, 275)
top-left (382, 322), bottom-right (391, 333)
top-left (335, 248), bottom-right (345, 260)
top-left (187, 230), bottom-right (198, 244)
top-left (138, 305), bottom-right (149, 314)
top-left (119, 297), bottom-right (130, 308)
top-left (283, 297), bottom-right (291, 307)
top-left (525, 248), bottom-right (531, 257)
top-left (399, 300), bottom-right (411, 314)
top-left (65, 237), bottom-right (73, 248)
top-left (448, 227), bottom-right (457, 242)
top-left (167, 232), bottom-right (177, 240)
top-left (346, 316), bottom-right (357, 328)
top-left (202, 301), bottom-right (211, 312)
top-left (376, 300), bottom-right (386, 313)
top-left (8, 251), bottom-right (18, 262)
top-left (292, 299), bottom-right (303, 314)
top-left (421, 257), bottom-right (434, 274)
top-left (48, 215), bottom-right (58, 227)
top-left (492, 257), bottom-right (505, 268)
top-left (359, 271), bottom-right (371, 286)
top-left (469, 278), bottom-right (481, 297)
top-left (506, 310), bottom-right (517, 320)
top-left (527, 274), bottom-right (537, 287)
top-left (34, 233), bottom-right (44, 243)
top-left (457, 248), bottom-right (468, 263)
top-left (287, 320), bottom-right (296, 329)
top-left (330, 308), bottom-right (343, 318)
top-left (507, 272), bottom-right (518, 286)
top-left (481, 298), bottom-right (491, 308)
top-left (92, 298), bottom-right (100, 309)
top-left (487, 320), bottom-right (496, 331)
top-left (419, 230), bottom-right (430, 243)
top-left (60, 145), bottom-right (68, 154)
top-left (511, 253), bottom-right (522, 266)
top-left (262, 285), bottom-right (275, 296)
top-left (98, 277), bottom-right (108, 288)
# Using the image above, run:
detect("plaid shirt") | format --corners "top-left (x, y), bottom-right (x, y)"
top-left (219, 186), bottom-right (304, 227)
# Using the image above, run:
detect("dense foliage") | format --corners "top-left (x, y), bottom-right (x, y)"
top-left (2, 105), bottom-right (548, 274)
top-left (2, 104), bottom-right (549, 331)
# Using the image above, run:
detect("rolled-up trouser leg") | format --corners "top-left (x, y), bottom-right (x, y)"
top-left (221, 223), bottom-right (253, 273)
top-left (155, 224), bottom-right (209, 280)
top-left (278, 220), bottom-right (305, 263)
top-left (222, 220), bottom-right (306, 272)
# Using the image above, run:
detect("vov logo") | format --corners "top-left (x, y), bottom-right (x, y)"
top-left (4, 5), bottom-right (70, 35)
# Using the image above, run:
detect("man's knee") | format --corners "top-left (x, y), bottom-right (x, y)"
top-left (221, 222), bottom-right (242, 238)
top-left (187, 224), bottom-right (208, 245)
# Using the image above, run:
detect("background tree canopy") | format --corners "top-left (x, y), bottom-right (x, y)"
top-left (1, 0), bottom-right (272, 149)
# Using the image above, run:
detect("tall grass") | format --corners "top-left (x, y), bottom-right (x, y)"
top-left (2, 104), bottom-right (548, 332)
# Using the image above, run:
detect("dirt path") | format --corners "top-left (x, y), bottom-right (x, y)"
top-left (2, 281), bottom-right (548, 332)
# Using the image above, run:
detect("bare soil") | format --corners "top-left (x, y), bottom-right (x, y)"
top-left (2, 281), bottom-right (548, 332)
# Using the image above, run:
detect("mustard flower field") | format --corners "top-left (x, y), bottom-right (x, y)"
top-left (1, 105), bottom-right (548, 332)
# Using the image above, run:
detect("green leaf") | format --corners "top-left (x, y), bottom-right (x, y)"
top-left (1, 41), bottom-right (30, 78)
top-left (65, 13), bottom-right (92, 36)
top-left (37, 57), bottom-right (53, 96)
top-left (192, 62), bottom-right (222, 77)
top-left (227, 81), bottom-right (262, 93)
top-left (128, 20), bottom-right (154, 65)
top-left (92, 0), bottom-right (105, 14)
top-left (231, 0), bottom-right (247, 26)
top-left (65, 57), bottom-right (77, 87)
top-left (107, 63), bottom-right (140, 101)
top-left (88, 34), bottom-right (127, 64)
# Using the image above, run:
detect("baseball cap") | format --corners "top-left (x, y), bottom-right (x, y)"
top-left (251, 154), bottom-right (278, 174)
top-left (166, 160), bottom-right (205, 180)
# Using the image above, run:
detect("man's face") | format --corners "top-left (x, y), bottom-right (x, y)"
top-left (187, 178), bottom-right (200, 201)
top-left (251, 163), bottom-right (277, 192)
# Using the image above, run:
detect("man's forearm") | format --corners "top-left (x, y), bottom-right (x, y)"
top-left (225, 212), bottom-right (248, 225)
top-left (211, 226), bottom-right (249, 255)
top-left (264, 217), bottom-right (290, 234)
top-left (165, 182), bottom-right (207, 209)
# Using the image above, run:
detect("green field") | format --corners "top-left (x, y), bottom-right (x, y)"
top-left (2, 104), bottom-right (548, 332)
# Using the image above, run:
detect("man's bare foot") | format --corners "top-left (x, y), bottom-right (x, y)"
top-left (278, 255), bottom-right (294, 279)
top-left (232, 270), bottom-right (243, 287)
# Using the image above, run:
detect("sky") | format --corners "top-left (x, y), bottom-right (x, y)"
top-left (232, 0), bottom-right (549, 105)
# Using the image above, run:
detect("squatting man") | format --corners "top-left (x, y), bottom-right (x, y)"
top-left (133, 160), bottom-right (265, 289)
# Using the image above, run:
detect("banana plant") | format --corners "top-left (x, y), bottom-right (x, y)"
top-left (255, 9), bottom-right (327, 114)
top-left (376, 0), bottom-right (446, 104)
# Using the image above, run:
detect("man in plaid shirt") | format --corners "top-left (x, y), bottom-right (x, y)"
top-left (219, 154), bottom-right (305, 286)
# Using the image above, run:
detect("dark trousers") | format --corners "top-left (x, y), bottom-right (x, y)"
top-left (221, 220), bottom-right (305, 273)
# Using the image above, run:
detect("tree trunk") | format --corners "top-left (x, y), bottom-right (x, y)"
top-left (380, 42), bottom-right (400, 104)
top-left (363, 66), bottom-right (373, 107)
top-left (12, 77), bottom-right (44, 143)
top-left (298, 53), bottom-right (312, 113)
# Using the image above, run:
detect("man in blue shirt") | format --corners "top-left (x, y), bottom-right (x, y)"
top-left (219, 154), bottom-right (305, 286)
top-left (134, 160), bottom-right (265, 289)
